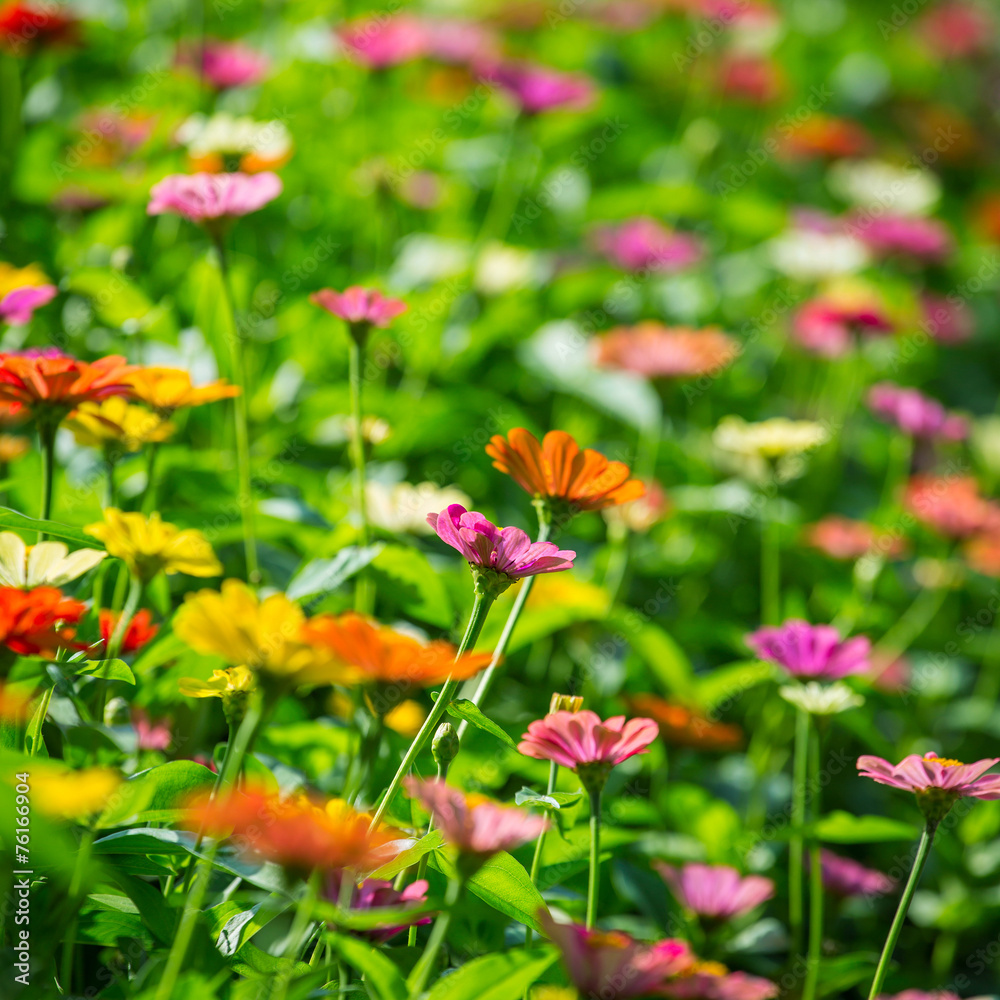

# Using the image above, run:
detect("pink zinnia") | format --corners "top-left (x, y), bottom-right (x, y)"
top-left (310, 286), bottom-right (407, 329)
top-left (427, 504), bottom-right (575, 580)
top-left (663, 969), bottom-right (779, 1000)
top-left (338, 14), bottom-right (428, 68)
top-left (404, 778), bottom-right (546, 861)
top-left (802, 516), bottom-right (907, 562)
top-left (133, 709), bottom-right (172, 752)
top-left (792, 296), bottom-right (893, 357)
top-left (746, 620), bottom-right (870, 680)
top-left (866, 382), bottom-right (967, 441)
top-left (325, 872), bottom-right (430, 943)
top-left (483, 61), bottom-right (595, 115)
top-left (539, 911), bottom-right (693, 997)
top-left (849, 213), bottom-right (952, 261)
top-left (812, 849), bottom-right (895, 898)
top-left (875, 992), bottom-right (960, 1000)
top-left (0, 284), bottom-right (56, 325)
top-left (654, 862), bottom-right (774, 920)
top-left (147, 172), bottom-right (282, 222)
top-left (199, 40), bottom-right (269, 89)
top-left (921, 293), bottom-right (973, 344)
top-left (421, 18), bottom-right (497, 64)
top-left (858, 752), bottom-right (1000, 806)
top-left (592, 218), bottom-right (703, 273)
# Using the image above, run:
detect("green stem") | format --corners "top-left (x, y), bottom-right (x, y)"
top-left (407, 876), bottom-right (462, 1000)
top-left (140, 442), bottom-right (161, 514)
top-left (106, 575), bottom-right (142, 661)
top-left (368, 591), bottom-right (496, 832)
top-left (867, 823), bottom-right (937, 999)
top-left (789, 708), bottom-right (808, 960)
top-left (878, 432), bottom-right (912, 516)
top-left (803, 722), bottom-right (823, 1000)
top-left (60, 826), bottom-right (95, 994)
top-left (271, 871), bottom-right (321, 1000)
top-left (474, 113), bottom-right (525, 250)
top-left (602, 520), bottom-right (630, 610)
top-left (586, 788), bottom-right (602, 929)
top-left (348, 334), bottom-right (373, 613)
top-left (760, 510), bottom-right (780, 626)
top-left (104, 452), bottom-right (118, 509)
top-left (38, 421), bottom-right (57, 538)
top-left (408, 758), bottom-right (446, 947)
top-left (524, 760), bottom-right (558, 952)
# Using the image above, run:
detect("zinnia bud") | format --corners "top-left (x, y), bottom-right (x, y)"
top-left (432, 723), bottom-right (460, 769)
top-left (549, 692), bottom-right (584, 714)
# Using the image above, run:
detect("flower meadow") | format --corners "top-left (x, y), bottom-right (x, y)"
top-left (3, 2), bottom-right (1000, 1000)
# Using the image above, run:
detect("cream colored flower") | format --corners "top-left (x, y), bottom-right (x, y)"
top-left (780, 681), bottom-right (864, 716)
top-left (714, 416), bottom-right (830, 460)
top-left (0, 532), bottom-right (106, 588)
top-left (366, 481), bottom-right (471, 535)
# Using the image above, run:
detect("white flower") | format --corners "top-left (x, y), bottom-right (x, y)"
top-left (780, 681), bottom-right (864, 716)
top-left (713, 416), bottom-right (830, 459)
top-left (176, 112), bottom-right (292, 161)
top-left (827, 159), bottom-right (940, 216)
top-left (474, 243), bottom-right (548, 296)
top-left (769, 228), bottom-right (869, 280)
top-left (0, 533), bottom-right (106, 588)
top-left (367, 482), bottom-right (472, 535)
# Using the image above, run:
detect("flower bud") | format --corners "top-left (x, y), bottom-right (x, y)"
top-left (432, 722), bottom-right (460, 769)
top-left (104, 696), bottom-right (130, 726)
top-left (549, 692), bottom-right (584, 714)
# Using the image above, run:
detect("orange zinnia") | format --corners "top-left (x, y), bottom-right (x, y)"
top-left (626, 694), bottom-right (743, 752)
top-left (0, 352), bottom-right (134, 416)
top-left (125, 366), bottom-right (240, 415)
top-left (486, 429), bottom-right (644, 513)
top-left (0, 585), bottom-right (85, 657)
top-left (301, 613), bottom-right (492, 687)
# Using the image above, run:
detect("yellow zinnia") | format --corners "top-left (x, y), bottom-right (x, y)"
top-left (85, 509), bottom-right (222, 582)
top-left (23, 765), bottom-right (122, 821)
top-left (179, 666), bottom-right (256, 726)
top-left (66, 397), bottom-right (174, 453)
top-left (126, 367), bottom-right (240, 415)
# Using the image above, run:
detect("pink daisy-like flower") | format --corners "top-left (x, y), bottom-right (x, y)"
top-left (866, 382), bottom-right (967, 441)
top-left (802, 517), bottom-right (907, 562)
top-left (197, 40), bottom-right (269, 89)
top-left (904, 475), bottom-right (1000, 539)
top-left (0, 284), bottom-right (56, 325)
top-left (338, 14), bottom-right (428, 69)
top-left (147, 172), bottom-right (282, 222)
top-left (812, 849), bottom-right (895, 898)
top-left (746, 620), bottom-right (871, 680)
top-left (664, 968), bottom-right (779, 1000)
top-left (654, 862), bottom-right (775, 921)
top-left (592, 217), bottom-right (703, 273)
top-left (482, 60), bottom-right (595, 115)
top-left (539, 911), bottom-right (693, 997)
top-left (875, 992), bottom-right (960, 1000)
top-left (427, 504), bottom-right (576, 582)
top-left (593, 323), bottom-right (736, 379)
top-left (921, 293), bottom-right (973, 344)
top-left (849, 214), bottom-right (952, 261)
top-left (404, 778), bottom-right (547, 865)
top-left (310, 286), bottom-right (407, 330)
top-left (325, 872), bottom-right (430, 943)
top-left (792, 296), bottom-right (893, 358)
top-left (133, 709), bottom-right (172, 752)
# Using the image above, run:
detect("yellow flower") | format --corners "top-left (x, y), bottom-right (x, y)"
top-left (714, 416), bottom-right (830, 459)
top-left (0, 262), bottom-right (49, 298)
top-left (85, 509), bottom-right (222, 582)
top-left (383, 699), bottom-right (426, 737)
top-left (23, 765), bottom-right (122, 821)
top-left (126, 367), bottom-right (240, 415)
top-left (0, 532), bottom-right (106, 588)
top-left (178, 666), bottom-right (255, 698)
top-left (66, 397), bottom-right (174, 453)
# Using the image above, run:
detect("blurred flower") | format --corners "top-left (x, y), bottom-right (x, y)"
top-left (367, 481), bottom-right (471, 534)
top-left (25, 766), bottom-right (121, 821)
top-left (779, 681), bottom-right (864, 715)
top-left (325, 872), bottom-right (431, 943)
top-left (73, 107), bottom-right (155, 168)
top-left (603, 480), bottom-right (671, 533)
top-left (487, 428), bottom-right (645, 513)
top-left (813, 849), bottom-right (895, 897)
top-left (383, 699), bottom-right (426, 737)
top-left (0, 683), bottom-right (31, 721)
top-left (0, 434), bottom-right (28, 463)
top-left (310, 286), bottom-right (407, 337)
top-left (66, 397), bottom-right (174, 454)
top-left (482, 60), bottom-right (595, 114)
top-left (655, 862), bottom-right (774, 920)
top-left (920, 293), bottom-right (973, 344)
top-left (717, 53), bottom-right (782, 104)
top-left (626, 694), bottom-right (744, 751)
top-left (778, 115), bottom-right (871, 160)
top-left (473, 242), bottom-right (546, 296)
top-left (421, 17), bottom-right (498, 64)
top-left (0, 586), bottom-right (84, 657)
top-left (0, 353), bottom-right (134, 419)
top-left (591, 218), bottom-right (703, 273)
top-left (849, 213), bottom-right (952, 261)
top-left (714, 416), bottom-right (829, 461)
top-left (404, 778), bottom-right (547, 867)
top-left (539, 912), bottom-right (692, 997)
top-left (904, 475), bottom-right (1000, 538)
top-left (0, 1), bottom-right (76, 52)
top-left (747, 620), bottom-right (870, 680)
top-left (866, 382), bottom-right (967, 441)
top-left (147, 172), bottom-right (282, 222)
top-left (99, 609), bottom-right (159, 654)
top-left (177, 113), bottom-right (293, 173)
top-left (593, 323), bottom-right (736, 378)
top-left (0, 284), bottom-right (56, 325)
top-left (664, 965), bottom-right (778, 1000)
top-left (769, 223), bottom-right (869, 281)
top-left (133, 708), bottom-right (172, 751)
top-left (179, 38), bottom-right (269, 89)
top-left (178, 665), bottom-right (254, 726)
top-left (125, 367), bottom-right (240, 415)
top-left (803, 517), bottom-right (907, 561)
top-left (0, 533), bottom-right (106, 588)
top-left (857, 752), bottom-right (1000, 821)
top-left (875, 992), bottom-right (959, 1000)
top-left (963, 532), bottom-right (1000, 576)
top-left (85, 510), bottom-right (222, 582)
top-left (918, 2), bottom-right (994, 59)
top-left (316, 414), bottom-right (391, 448)
top-left (828, 160), bottom-right (940, 217)
top-left (792, 290), bottom-right (893, 357)
top-left (338, 14), bottom-right (428, 68)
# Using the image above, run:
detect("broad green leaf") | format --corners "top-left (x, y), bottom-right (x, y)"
top-left (815, 811), bottom-right (921, 844)
top-left (66, 267), bottom-right (159, 330)
top-left (370, 545), bottom-right (454, 628)
top-left (97, 760), bottom-right (215, 827)
top-left (106, 871), bottom-right (175, 944)
top-left (75, 658), bottom-right (135, 685)
top-left (287, 544), bottom-right (385, 601)
top-left (606, 609), bottom-right (693, 696)
top-left (694, 661), bottom-right (774, 711)
top-left (446, 699), bottom-right (517, 750)
top-left (23, 686), bottom-right (52, 757)
top-left (93, 828), bottom-right (195, 856)
top-left (326, 930), bottom-right (409, 1000)
top-left (314, 898), bottom-right (437, 932)
top-left (0, 507), bottom-right (101, 548)
top-left (514, 788), bottom-right (583, 811)
top-left (369, 830), bottom-right (444, 881)
top-left (207, 895), bottom-right (291, 957)
top-left (424, 947), bottom-right (558, 1000)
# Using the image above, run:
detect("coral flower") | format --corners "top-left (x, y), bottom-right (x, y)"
top-left (310, 286), bottom-right (407, 334)
top-left (0, 586), bottom-right (85, 657)
top-left (0, 284), bottom-right (56, 325)
top-left (147, 172), bottom-right (282, 222)
top-left (603, 481), bottom-right (671, 534)
top-left (803, 517), bottom-right (907, 562)
top-left (0, 533), bottom-right (106, 588)
top-left (125, 367), bottom-right (240, 415)
top-left (483, 60), bottom-right (595, 114)
top-left (663, 965), bottom-right (778, 1000)
top-left (99, 609), bottom-right (159, 654)
top-left (325, 872), bottom-right (431, 943)
top-left (427, 505), bottom-right (576, 586)
top-left (866, 383), bottom-right (967, 441)
top-left (405, 779), bottom-right (547, 867)
top-left (195, 39), bottom-right (270, 89)
top-left (539, 912), bottom-right (693, 998)
top-left (300, 613), bottom-right (491, 687)
top-left (0, 353), bottom-right (134, 418)
top-left (904, 475), bottom-right (1000, 538)
top-left (849, 213), bottom-right (952, 261)
top-left (66, 397), bottom-right (174, 454)
top-left (338, 14), bottom-right (428, 68)
top-left (655, 863), bottom-right (775, 921)
top-left (792, 294), bottom-right (893, 357)
top-left (591, 218), bottom-right (703, 273)
top-left (778, 114), bottom-right (870, 160)
top-left (813, 849), bottom-right (895, 898)
top-left (85, 510), bottom-right (221, 583)
top-left (593, 323), bottom-right (737, 379)
top-left (486, 428), bottom-right (645, 513)
top-left (0, 0), bottom-right (76, 52)
top-left (963, 532), bottom-right (1000, 576)
top-left (626, 694), bottom-right (743, 751)
top-left (746, 620), bottom-right (871, 680)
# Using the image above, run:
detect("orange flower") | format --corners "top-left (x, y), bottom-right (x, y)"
top-left (593, 323), bottom-right (738, 379)
top-left (187, 788), bottom-right (402, 874)
top-left (0, 586), bottom-right (85, 657)
top-left (99, 609), bottom-right (159, 654)
top-left (125, 366), bottom-right (240, 415)
top-left (626, 694), bottom-right (744, 752)
top-left (0, 353), bottom-right (134, 417)
top-left (0, 434), bottom-right (29, 463)
top-left (301, 613), bottom-right (492, 687)
top-left (486, 429), bottom-right (644, 513)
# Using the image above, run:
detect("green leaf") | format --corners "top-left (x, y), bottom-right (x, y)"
top-left (326, 930), bottom-right (409, 1000)
top-left (815, 811), bottom-right (921, 844)
top-left (106, 871), bottom-right (175, 944)
top-left (606, 609), bottom-right (693, 696)
top-left (287, 545), bottom-right (385, 601)
top-left (369, 830), bottom-right (444, 882)
top-left (96, 760), bottom-right (216, 828)
top-left (370, 544), bottom-right (454, 628)
top-left (75, 658), bottom-right (135, 685)
top-left (446, 699), bottom-right (517, 750)
top-left (514, 788), bottom-right (583, 811)
top-left (207, 895), bottom-right (291, 957)
top-left (93, 828), bottom-right (196, 856)
top-left (694, 660), bottom-right (774, 711)
top-left (23, 686), bottom-right (52, 757)
top-left (314, 898), bottom-right (437, 932)
top-left (424, 947), bottom-right (557, 1000)
top-left (0, 507), bottom-right (102, 548)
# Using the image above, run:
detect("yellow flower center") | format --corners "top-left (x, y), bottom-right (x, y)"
top-left (925, 756), bottom-right (963, 767)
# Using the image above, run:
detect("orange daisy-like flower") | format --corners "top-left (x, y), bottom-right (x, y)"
top-left (125, 366), bottom-right (240, 415)
top-left (486, 429), bottom-right (645, 514)
top-left (0, 585), bottom-right (85, 657)
top-left (626, 694), bottom-right (744, 752)
top-left (99, 609), bottom-right (159, 654)
top-left (187, 788), bottom-right (402, 874)
top-left (0, 353), bottom-right (134, 418)
top-left (593, 323), bottom-right (738, 379)
top-left (301, 613), bottom-right (492, 688)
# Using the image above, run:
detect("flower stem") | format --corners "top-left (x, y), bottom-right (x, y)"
top-left (760, 511), bottom-right (780, 625)
top-left (60, 826), bottom-right (95, 994)
top-left (271, 870), bottom-right (321, 1000)
top-left (586, 788), bottom-right (602, 929)
top-left (348, 334), bottom-right (373, 613)
top-left (407, 875), bottom-right (463, 1000)
top-left (106, 575), bottom-right (142, 661)
top-left (524, 760), bottom-right (558, 951)
top-left (104, 452), bottom-right (118, 509)
top-left (140, 442), bottom-right (162, 514)
top-left (369, 591), bottom-right (496, 831)
top-left (867, 823), bottom-right (937, 1000)
top-left (38, 420), bottom-right (57, 539)
top-left (802, 721), bottom-right (823, 1000)
top-left (789, 707), bottom-right (809, 960)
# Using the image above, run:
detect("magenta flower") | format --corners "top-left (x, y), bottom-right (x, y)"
top-left (0, 284), bottom-right (56, 325)
top-left (404, 778), bottom-right (547, 864)
top-left (427, 504), bottom-right (576, 583)
top-left (310, 286), bottom-right (407, 330)
top-left (921, 293), bottom-right (973, 344)
top-left (663, 969), bottom-right (779, 1000)
top-left (325, 872), bottom-right (430, 943)
top-left (338, 15), bottom-right (428, 68)
top-left (199, 40), bottom-right (269, 89)
top-left (867, 382), bottom-right (967, 441)
top-left (147, 172), bottom-right (282, 222)
top-left (654, 862), bottom-right (775, 921)
top-left (850, 213), bottom-right (952, 261)
top-left (483, 61), bottom-right (595, 115)
top-left (539, 911), bottom-right (693, 997)
top-left (592, 218), bottom-right (704, 273)
top-left (421, 18), bottom-right (497, 65)
top-left (746, 620), bottom-right (871, 680)
top-left (812, 849), bottom-right (895, 898)
top-left (875, 992), bottom-right (960, 1000)
top-left (792, 296), bottom-right (893, 357)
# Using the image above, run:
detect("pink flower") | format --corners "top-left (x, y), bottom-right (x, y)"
top-left (858, 752), bottom-right (1000, 803)
top-left (802, 517), bottom-right (907, 562)
top-left (849, 213), bottom-right (952, 261)
top-left (482, 61), bottom-right (595, 115)
top-left (0, 284), bottom-right (56, 325)
top-left (147, 172), bottom-right (282, 222)
top-left (875, 992), bottom-right (960, 1000)
top-left (199, 40), bottom-right (269, 88)
top-left (310, 286), bottom-right (407, 329)
top-left (427, 504), bottom-right (576, 580)
top-left (539, 911), bottom-right (693, 997)
top-left (792, 296), bottom-right (893, 357)
top-left (812, 849), bottom-right (895, 898)
top-left (404, 778), bottom-right (547, 862)
top-left (133, 709), bottom-right (172, 752)
top-left (655, 862), bottom-right (774, 920)
top-left (518, 709), bottom-right (658, 773)
top-left (866, 382), bottom-right (967, 441)
top-left (919, 1), bottom-right (994, 59)
top-left (746, 620), bottom-right (871, 680)
top-left (325, 872), bottom-right (430, 943)
top-left (592, 218), bottom-right (703, 273)
top-left (663, 969), bottom-right (779, 1000)
top-left (421, 19), bottom-right (497, 64)
top-left (921, 293), bottom-right (973, 344)
top-left (904, 475), bottom-right (1000, 538)
top-left (338, 15), bottom-right (428, 68)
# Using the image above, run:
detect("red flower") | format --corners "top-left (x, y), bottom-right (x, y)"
top-left (0, 1), bottom-right (76, 53)
top-left (99, 608), bottom-right (159, 654)
top-left (0, 586), bottom-right (85, 657)
top-left (0, 353), bottom-right (134, 418)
